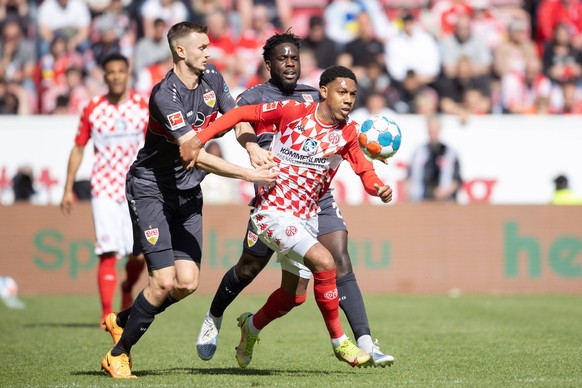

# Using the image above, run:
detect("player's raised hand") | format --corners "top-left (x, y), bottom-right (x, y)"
top-left (374, 183), bottom-right (393, 203)
top-left (179, 135), bottom-right (203, 170)
top-left (247, 163), bottom-right (279, 186)
top-left (60, 191), bottom-right (75, 215)
top-left (246, 142), bottom-right (274, 168)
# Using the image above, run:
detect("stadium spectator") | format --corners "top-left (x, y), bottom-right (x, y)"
top-left (301, 15), bottom-right (338, 70)
top-left (560, 81), bottom-right (582, 113)
top-left (406, 114), bottom-right (462, 202)
top-left (536, 0), bottom-right (582, 51)
top-left (237, 4), bottom-right (280, 79)
top-left (297, 48), bottom-right (323, 89)
top-left (344, 12), bottom-right (385, 70)
top-left (0, 0), bottom-right (31, 36)
top-left (37, 0), bottom-right (92, 56)
top-left (542, 22), bottom-right (582, 86)
top-left (429, 0), bottom-right (473, 38)
top-left (440, 13), bottom-right (493, 79)
top-left (61, 53), bottom-right (148, 330)
top-left (551, 174), bottom-right (582, 205)
top-left (37, 34), bottom-right (84, 110)
top-left (133, 18), bottom-right (169, 80)
top-left (140, 0), bottom-right (189, 39)
top-left (41, 65), bottom-right (89, 114)
top-left (89, 19), bottom-right (122, 68)
top-left (323, 0), bottom-right (363, 46)
top-left (237, 0), bottom-right (291, 32)
top-left (0, 19), bottom-right (36, 92)
top-left (350, 91), bottom-right (397, 125)
top-left (390, 69), bottom-right (439, 114)
top-left (354, 60), bottom-right (391, 110)
top-left (134, 55), bottom-right (172, 98)
top-left (90, 0), bottom-right (137, 60)
top-left (385, 11), bottom-right (441, 87)
top-left (494, 19), bottom-right (537, 78)
top-left (0, 78), bottom-right (31, 114)
top-left (470, 0), bottom-right (505, 50)
top-left (205, 9), bottom-right (237, 74)
top-left (12, 165), bottom-right (34, 201)
top-left (499, 57), bottom-right (554, 114)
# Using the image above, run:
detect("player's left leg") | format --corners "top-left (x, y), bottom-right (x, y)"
top-left (317, 193), bottom-right (394, 367)
top-left (235, 270), bottom-right (307, 368)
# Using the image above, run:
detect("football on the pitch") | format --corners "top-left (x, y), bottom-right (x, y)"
top-left (357, 115), bottom-right (402, 160)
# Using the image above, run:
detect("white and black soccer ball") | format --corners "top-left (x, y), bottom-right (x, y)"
top-left (357, 115), bottom-right (402, 160)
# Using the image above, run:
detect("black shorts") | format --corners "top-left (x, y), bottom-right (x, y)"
top-left (242, 190), bottom-right (347, 257)
top-left (127, 175), bottom-right (203, 270)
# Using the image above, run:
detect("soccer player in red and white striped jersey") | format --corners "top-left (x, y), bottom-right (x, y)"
top-left (60, 53), bottom-right (148, 328)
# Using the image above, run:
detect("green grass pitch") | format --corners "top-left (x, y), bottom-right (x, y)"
top-left (1, 293), bottom-right (581, 387)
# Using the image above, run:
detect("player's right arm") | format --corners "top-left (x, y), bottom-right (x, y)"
top-left (61, 101), bottom-right (92, 215)
top-left (61, 145), bottom-right (86, 215)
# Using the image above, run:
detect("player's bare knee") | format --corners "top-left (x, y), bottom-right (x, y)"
top-left (174, 280), bottom-right (198, 296)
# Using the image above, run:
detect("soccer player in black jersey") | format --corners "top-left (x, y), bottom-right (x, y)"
top-left (99, 22), bottom-right (278, 379)
top-left (196, 31), bottom-right (394, 368)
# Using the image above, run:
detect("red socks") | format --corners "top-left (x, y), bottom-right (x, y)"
top-left (98, 253), bottom-right (117, 319)
top-left (313, 269), bottom-right (343, 339)
top-left (121, 257), bottom-right (145, 310)
top-left (252, 287), bottom-right (306, 330)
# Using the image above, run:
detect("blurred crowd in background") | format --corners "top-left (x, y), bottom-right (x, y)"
top-left (1, 0), bottom-right (581, 118)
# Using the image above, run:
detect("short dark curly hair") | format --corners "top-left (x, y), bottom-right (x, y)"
top-left (262, 29), bottom-right (302, 62)
top-left (319, 65), bottom-right (357, 87)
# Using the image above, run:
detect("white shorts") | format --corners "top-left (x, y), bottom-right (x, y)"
top-left (250, 209), bottom-right (318, 280)
top-left (91, 196), bottom-right (133, 257)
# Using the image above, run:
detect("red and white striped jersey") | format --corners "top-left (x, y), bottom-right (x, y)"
top-left (197, 100), bottom-right (381, 218)
top-left (74, 92), bottom-right (148, 202)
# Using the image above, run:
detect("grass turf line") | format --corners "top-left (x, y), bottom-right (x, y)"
top-left (1, 294), bottom-right (580, 387)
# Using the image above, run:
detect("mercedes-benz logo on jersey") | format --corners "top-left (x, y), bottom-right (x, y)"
top-left (302, 139), bottom-right (319, 155)
top-left (193, 112), bottom-right (206, 127)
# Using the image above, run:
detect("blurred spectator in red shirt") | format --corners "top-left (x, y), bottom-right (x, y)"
top-left (537, 0), bottom-right (582, 51)
top-left (42, 65), bottom-right (89, 114)
top-left (206, 9), bottom-right (237, 74)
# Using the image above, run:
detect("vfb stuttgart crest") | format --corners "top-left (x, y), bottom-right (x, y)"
top-left (144, 228), bottom-right (159, 245)
top-left (203, 91), bottom-right (216, 107)
top-left (247, 230), bottom-right (258, 247)
top-left (302, 139), bottom-right (318, 155)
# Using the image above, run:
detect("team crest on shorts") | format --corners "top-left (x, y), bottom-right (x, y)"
top-left (286, 226), bottom-right (297, 236)
top-left (144, 228), bottom-right (159, 245)
top-left (203, 91), bottom-right (216, 107)
top-left (247, 230), bottom-right (258, 247)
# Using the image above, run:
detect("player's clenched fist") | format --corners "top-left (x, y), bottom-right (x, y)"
top-left (374, 184), bottom-right (393, 203)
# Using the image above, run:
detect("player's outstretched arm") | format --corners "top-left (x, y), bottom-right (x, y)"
top-left (195, 149), bottom-right (278, 186)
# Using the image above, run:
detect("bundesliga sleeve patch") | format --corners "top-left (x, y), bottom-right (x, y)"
top-left (167, 112), bottom-right (185, 131)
